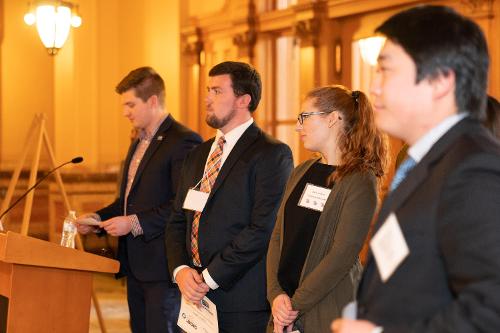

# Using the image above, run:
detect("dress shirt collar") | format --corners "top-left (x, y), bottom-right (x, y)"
top-left (408, 113), bottom-right (467, 163)
top-left (214, 117), bottom-right (254, 154)
top-left (139, 113), bottom-right (168, 141)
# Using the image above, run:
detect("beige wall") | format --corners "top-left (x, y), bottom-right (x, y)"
top-left (1, 0), bottom-right (55, 169)
top-left (0, 0), bottom-right (182, 171)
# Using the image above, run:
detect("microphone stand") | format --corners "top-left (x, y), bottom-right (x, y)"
top-left (0, 157), bottom-right (83, 231)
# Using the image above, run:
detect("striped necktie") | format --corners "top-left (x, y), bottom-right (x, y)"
top-left (191, 136), bottom-right (225, 267)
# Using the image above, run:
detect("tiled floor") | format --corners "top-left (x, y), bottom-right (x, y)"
top-left (89, 273), bottom-right (130, 333)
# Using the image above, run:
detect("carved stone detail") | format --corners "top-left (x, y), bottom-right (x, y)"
top-left (233, 30), bottom-right (257, 58)
top-left (232, 0), bottom-right (257, 60)
top-left (182, 28), bottom-right (204, 65)
top-left (292, 1), bottom-right (326, 48)
top-left (293, 18), bottom-right (320, 47)
top-left (461, 0), bottom-right (493, 16)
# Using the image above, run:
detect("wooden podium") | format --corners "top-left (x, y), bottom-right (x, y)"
top-left (0, 231), bottom-right (119, 333)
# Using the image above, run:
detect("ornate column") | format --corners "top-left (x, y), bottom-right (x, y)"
top-left (232, 0), bottom-right (257, 62)
top-left (293, 1), bottom-right (327, 160)
top-left (181, 27), bottom-right (205, 135)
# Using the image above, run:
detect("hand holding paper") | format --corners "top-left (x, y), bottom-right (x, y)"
top-left (176, 267), bottom-right (209, 303)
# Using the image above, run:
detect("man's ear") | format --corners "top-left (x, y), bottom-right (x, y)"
top-left (147, 94), bottom-right (159, 108)
top-left (431, 69), bottom-right (455, 100)
top-left (237, 94), bottom-right (252, 109)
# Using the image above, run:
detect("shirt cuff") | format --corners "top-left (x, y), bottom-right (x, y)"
top-left (128, 214), bottom-right (143, 236)
top-left (202, 269), bottom-right (219, 290)
top-left (173, 265), bottom-right (190, 283)
top-left (371, 327), bottom-right (383, 333)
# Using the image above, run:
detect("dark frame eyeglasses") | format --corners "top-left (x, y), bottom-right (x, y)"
top-left (297, 111), bottom-right (333, 125)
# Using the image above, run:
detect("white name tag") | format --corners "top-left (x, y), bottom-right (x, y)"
top-left (183, 189), bottom-right (209, 212)
top-left (341, 301), bottom-right (357, 320)
top-left (298, 183), bottom-right (331, 212)
top-left (370, 213), bottom-right (409, 282)
top-left (178, 296), bottom-right (218, 333)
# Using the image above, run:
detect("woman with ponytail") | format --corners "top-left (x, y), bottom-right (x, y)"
top-left (266, 85), bottom-right (388, 333)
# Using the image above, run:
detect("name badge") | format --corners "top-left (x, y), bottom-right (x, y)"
top-left (183, 189), bottom-right (209, 212)
top-left (341, 301), bottom-right (357, 320)
top-left (370, 213), bottom-right (409, 282)
top-left (298, 183), bottom-right (331, 212)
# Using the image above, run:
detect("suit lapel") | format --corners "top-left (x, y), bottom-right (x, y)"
top-left (208, 123), bottom-right (260, 200)
top-left (361, 117), bottom-right (472, 296)
top-left (194, 140), bottom-right (214, 187)
top-left (376, 117), bottom-right (471, 229)
top-left (121, 139), bottom-right (139, 199)
top-left (129, 115), bottom-right (173, 195)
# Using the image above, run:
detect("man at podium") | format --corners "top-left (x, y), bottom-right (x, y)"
top-left (76, 67), bottom-right (202, 333)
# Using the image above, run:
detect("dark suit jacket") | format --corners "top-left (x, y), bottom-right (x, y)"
top-left (357, 117), bottom-right (500, 332)
top-left (97, 114), bottom-right (202, 282)
top-left (166, 122), bottom-right (293, 312)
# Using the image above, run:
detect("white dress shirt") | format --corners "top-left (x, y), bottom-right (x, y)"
top-left (408, 113), bottom-right (467, 163)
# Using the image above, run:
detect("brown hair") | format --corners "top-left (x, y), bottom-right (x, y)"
top-left (115, 66), bottom-right (165, 107)
top-left (306, 85), bottom-right (388, 185)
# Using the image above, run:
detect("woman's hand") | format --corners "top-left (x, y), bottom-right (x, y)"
top-left (272, 294), bottom-right (299, 329)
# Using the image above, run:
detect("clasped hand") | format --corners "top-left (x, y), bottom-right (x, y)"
top-left (272, 294), bottom-right (298, 333)
top-left (176, 267), bottom-right (210, 305)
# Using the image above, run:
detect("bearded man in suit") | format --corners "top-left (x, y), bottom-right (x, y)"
top-left (166, 61), bottom-right (293, 333)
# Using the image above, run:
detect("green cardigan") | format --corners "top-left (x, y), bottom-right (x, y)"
top-left (266, 158), bottom-right (378, 332)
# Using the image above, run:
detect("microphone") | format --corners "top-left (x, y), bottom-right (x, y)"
top-left (0, 156), bottom-right (84, 224)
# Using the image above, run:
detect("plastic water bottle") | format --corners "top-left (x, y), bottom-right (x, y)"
top-left (60, 210), bottom-right (77, 248)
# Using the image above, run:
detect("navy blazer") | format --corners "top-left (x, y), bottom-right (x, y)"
top-left (357, 117), bottom-right (500, 332)
top-left (98, 114), bottom-right (202, 282)
top-left (166, 123), bottom-right (293, 312)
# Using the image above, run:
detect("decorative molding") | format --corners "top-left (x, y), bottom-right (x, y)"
top-left (182, 27), bottom-right (204, 65)
top-left (326, 0), bottom-right (422, 19)
top-left (232, 0), bottom-right (257, 59)
top-left (461, 0), bottom-right (494, 17)
top-left (293, 17), bottom-right (321, 47)
top-left (233, 30), bottom-right (257, 58)
top-left (461, 0), bottom-right (492, 9)
top-left (292, 1), bottom-right (327, 47)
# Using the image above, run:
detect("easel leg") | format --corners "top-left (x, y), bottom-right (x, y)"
top-left (20, 116), bottom-right (45, 236)
top-left (0, 116), bottom-right (39, 229)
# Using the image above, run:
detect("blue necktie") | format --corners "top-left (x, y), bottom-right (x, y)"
top-left (390, 157), bottom-right (417, 191)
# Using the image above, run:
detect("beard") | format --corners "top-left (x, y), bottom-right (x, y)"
top-left (205, 108), bottom-right (237, 129)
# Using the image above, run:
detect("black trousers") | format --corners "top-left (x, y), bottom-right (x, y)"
top-left (126, 274), bottom-right (181, 333)
top-left (218, 310), bottom-right (270, 333)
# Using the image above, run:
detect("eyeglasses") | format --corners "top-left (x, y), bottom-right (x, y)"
top-left (297, 111), bottom-right (332, 125)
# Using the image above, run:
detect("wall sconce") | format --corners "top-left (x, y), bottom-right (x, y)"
top-left (334, 39), bottom-right (342, 76)
top-left (358, 36), bottom-right (385, 66)
top-left (24, 1), bottom-right (82, 55)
